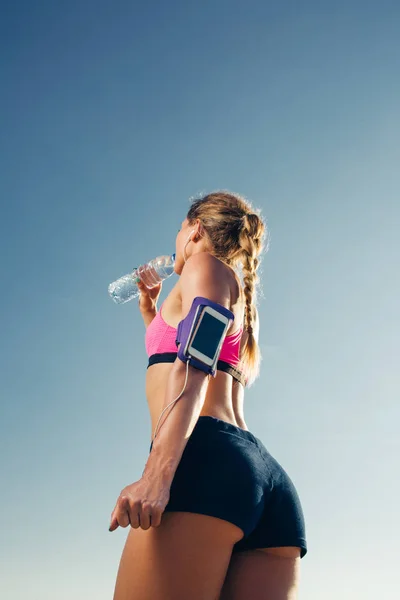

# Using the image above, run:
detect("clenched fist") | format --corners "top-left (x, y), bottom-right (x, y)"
top-left (109, 476), bottom-right (171, 531)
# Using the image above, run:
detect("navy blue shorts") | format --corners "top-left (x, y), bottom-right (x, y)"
top-left (149, 416), bottom-right (307, 558)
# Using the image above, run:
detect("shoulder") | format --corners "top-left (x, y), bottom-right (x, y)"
top-left (179, 253), bottom-right (231, 315)
top-left (181, 252), bottom-right (224, 278)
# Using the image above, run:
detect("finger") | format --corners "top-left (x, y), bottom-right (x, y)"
top-left (109, 516), bottom-right (119, 532)
top-left (109, 504), bottom-right (119, 531)
top-left (150, 509), bottom-right (162, 528)
top-left (139, 503), bottom-right (152, 531)
top-left (128, 501), bottom-right (141, 529)
top-left (114, 496), bottom-right (132, 529)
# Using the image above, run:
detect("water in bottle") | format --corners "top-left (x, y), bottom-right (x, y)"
top-left (108, 253), bottom-right (176, 304)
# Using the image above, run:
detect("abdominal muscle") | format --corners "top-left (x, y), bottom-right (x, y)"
top-left (145, 265), bottom-right (250, 441)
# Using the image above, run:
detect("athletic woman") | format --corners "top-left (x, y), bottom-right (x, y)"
top-left (110, 192), bottom-right (307, 600)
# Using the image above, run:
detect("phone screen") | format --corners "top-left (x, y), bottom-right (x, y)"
top-left (190, 311), bottom-right (226, 358)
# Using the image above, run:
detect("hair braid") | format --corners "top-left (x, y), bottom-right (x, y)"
top-left (240, 214), bottom-right (261, 334)
top-left (237, 214), bottom-right (264, 384)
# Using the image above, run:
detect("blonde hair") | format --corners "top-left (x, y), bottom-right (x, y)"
top-left (186, 191), bottom-right (269, 387)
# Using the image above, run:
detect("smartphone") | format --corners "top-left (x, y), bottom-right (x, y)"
top-left (185, 306), bottom-right (231, 366)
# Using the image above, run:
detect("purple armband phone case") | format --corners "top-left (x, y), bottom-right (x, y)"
top-left (175, 296), bottom-right (234, 376)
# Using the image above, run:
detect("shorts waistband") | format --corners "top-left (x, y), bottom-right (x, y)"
top-left (149, 416), bottom-right (258, 453)
top-left (194, 416), bottom-right (258, 445)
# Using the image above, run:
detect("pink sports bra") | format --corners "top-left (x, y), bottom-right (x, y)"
top-left (145, 301), bottom-right (248, 386)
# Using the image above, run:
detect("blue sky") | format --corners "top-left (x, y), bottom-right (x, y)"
top-left (1, 1), bottom-right (399, 598)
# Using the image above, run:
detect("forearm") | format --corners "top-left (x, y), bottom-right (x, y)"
top-left (142, 359), bottom-right (210, 485)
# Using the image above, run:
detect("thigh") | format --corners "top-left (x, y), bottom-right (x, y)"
top-left (220, 547), bottom-right (301, 600)
top-left (112, 511), bottom-right (244, 600)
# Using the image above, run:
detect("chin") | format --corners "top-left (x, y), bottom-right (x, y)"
top-left (174, 260), bottom-right (184, 276)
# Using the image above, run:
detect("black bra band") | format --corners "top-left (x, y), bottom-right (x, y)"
top-left (147, 352), bottom-right (247, 387)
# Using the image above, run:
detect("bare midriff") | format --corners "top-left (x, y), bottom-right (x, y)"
top-left (145, 262), bottom-right (252, 441)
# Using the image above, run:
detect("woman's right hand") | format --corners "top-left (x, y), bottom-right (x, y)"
top-left (137, 279), bottom-right (162, 315)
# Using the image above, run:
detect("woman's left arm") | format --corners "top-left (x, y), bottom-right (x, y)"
top-left (109, 253), bottom-right (231, 531)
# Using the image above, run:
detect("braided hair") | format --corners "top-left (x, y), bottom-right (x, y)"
top-left (186, 191), bottom-right (268, 387)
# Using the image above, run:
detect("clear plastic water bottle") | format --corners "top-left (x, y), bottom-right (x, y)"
top-left (108, 253), bottom-right (176, 304)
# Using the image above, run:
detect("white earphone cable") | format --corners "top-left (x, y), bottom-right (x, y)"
top-left (151, 358), bottom-right (190, 443)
